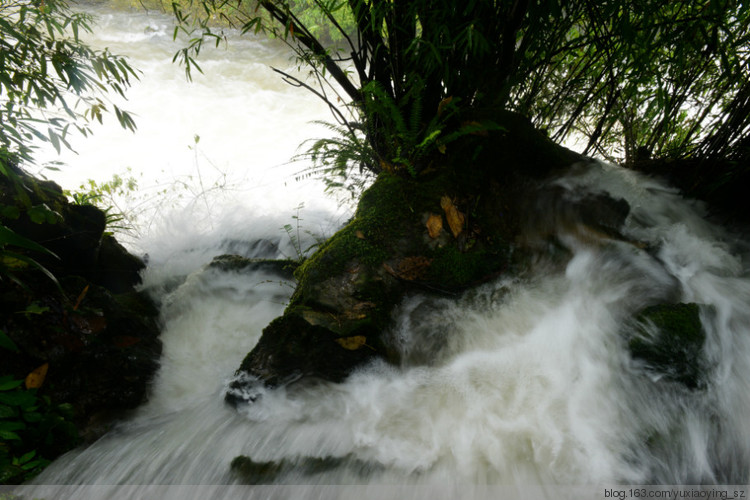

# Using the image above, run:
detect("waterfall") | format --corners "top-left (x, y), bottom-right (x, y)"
top-left (13, 5), bottom-right (750, 498)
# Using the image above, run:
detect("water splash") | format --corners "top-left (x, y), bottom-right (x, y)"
top-left (18, 161), bottom-right (750, 496)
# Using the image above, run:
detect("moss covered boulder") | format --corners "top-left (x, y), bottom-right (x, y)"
top-left (226, 111), bottom-right (603, 401)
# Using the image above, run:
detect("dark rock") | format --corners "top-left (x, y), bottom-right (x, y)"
top-left (1, 169), bottom-right (144, 291)
top-left (1, 167), bottom-right (162, 445)
top-left (97, 234), bottom-right (146, 293)
top-left (1, 275), bottom-right (161, 440)
top-left (231, 313), bottom-right (378, 389)
top-left (208, 254), bottom-right (298, 280)
top-left (230, 454), bottom-right (379, 484)
top-left (218, 238), bottom-right (281, 259)
top-left (628, 303), bottom-right (707, 389)
top-left (228, 111), bottom-right (585, 400)
top-left (519, 184), bottom-right (631, 249)
top-left (630, 156), bottom-right (750, 226)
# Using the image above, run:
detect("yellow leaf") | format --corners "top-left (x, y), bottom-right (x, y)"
top-left (25, 363), bottom-right (49, 389)
top-left (396, 256), bottom-right (433, 281)
top-left (355, 230), bottom-right (366, 240)
top-left (437, 96), bottom-right (453, 116)
top-left (73, 285), bottom-right (90, 311)
top-left (426, 213), bottom-right (443, 239)
top-left (1, 256), bottom-right (28, 269)
top-left (335, 336), bottom-right (367, 350)
top-left (379, 159), bottom-right (395, 172)
top-left (440, 196), bottom-right (465, 237)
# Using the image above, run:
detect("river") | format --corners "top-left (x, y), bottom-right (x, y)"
top-left (15, 3), bottom-right (750, 498)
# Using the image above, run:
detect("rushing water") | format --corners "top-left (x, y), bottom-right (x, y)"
top-left (33, 2), bottom-right (346, 250)
top-left (14, 4), bottom-right (750, 499)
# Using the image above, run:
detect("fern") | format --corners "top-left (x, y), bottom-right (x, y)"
top-left (295, 121), bottom-right (376, 201)
top-left (296, 74), bottom-right (505, 198)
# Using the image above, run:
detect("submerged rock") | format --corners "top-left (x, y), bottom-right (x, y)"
top-left (230, 454), bottom-right (380, 484)
top-left (628, 303), bottom-right (707, 389)
top-left (208, 254), bottom-right (298, 280)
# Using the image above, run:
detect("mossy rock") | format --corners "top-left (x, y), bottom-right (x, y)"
top-left (628, 303), bottom-right (707, 389)
top-left (229, 112), bottom-right (585, 397)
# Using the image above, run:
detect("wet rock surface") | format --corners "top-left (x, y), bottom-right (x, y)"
top-left (227, 112), bottom-right (609, 400)
top-left (628, 302), bottom-right (708, 389)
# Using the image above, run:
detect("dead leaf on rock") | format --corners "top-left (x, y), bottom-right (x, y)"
top-left (440, 196), bottom-right (465, 237)
top-left (345, 301), bottom-right (376, 319)
top-left (25, 363), bottom-right (49, 389)
top-left (426, 213), bottom-right (443, 239)
top-left (335, 335), bottom-right (367, 350)
top-left (460, 120), bottom-right (490, 136)
top-left (355, 230), bottom-right (366, 240)
top-left (397, 256), bottom-right (433, 281)
top-left (73, 285), bottom-right (89, 311)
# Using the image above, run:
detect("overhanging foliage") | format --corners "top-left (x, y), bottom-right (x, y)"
top-left (174, 0), bottom-right (749, 164)
top-left (0, 0), bottom-right (138, 166)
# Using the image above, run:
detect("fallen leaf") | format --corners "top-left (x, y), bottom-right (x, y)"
top-left (25, 363), bottom-right (49, 389)
top-left (345, 301), bottom-right (376, 319)
top-left (397, 256), bottom-right (433, 280)
top-left (73, 285), bottom-right (90, 311)
top-left (379, 159), bottom-right (395, 172)
top-left (426, 213), bottom-right (443, 239)
top-left (437, 96), bottom-right (453, 116)
top-left (355, 230), bottom-right (366, 240)
top-left (460, 120), bottom-right (490, 136)
top-left (441, 196), bottom-right (465, 237)
top-left (335, 335), bottom-right (367, 350)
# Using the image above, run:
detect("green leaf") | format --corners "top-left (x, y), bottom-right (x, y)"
top-left (0, 249), bottom-right (61, 290)
top-left (0, 379), bottom-right (23, 391)
top-left (0, 390), bottom-right (36, 408)
top-left (17, 450), bottom-right (36, 464)
top-left (21, 303), bottom-right (50, 315)
top-left (0, 224), bottom-right (58, 259)
top-left (0, 430), bottom-right (21, 441)
top-left (0, 403), bottom-right (16, 418)
top-left (22, 411), bottom-right (42, 423)
top-left (48, 128), bottom-right (61, 154)
top-left (1, 205), bottom-right (21, 220)
top-left (0, 330), bottom-right (20, 353)
top-left (0, 420), bottom-right (25, 432)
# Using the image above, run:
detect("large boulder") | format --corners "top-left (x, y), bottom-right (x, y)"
top-left (226, 111), bottom-right (606, 402)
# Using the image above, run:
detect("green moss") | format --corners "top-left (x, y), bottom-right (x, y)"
top-left (291, 173), bottom-right (419, 305)
top-left (629, 303), bottom-right (707, 389)
top-left (427, 243), bottom-right (499, 289)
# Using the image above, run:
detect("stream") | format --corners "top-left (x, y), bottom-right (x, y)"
top-left (14, 3), bottom-right (750, 498)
